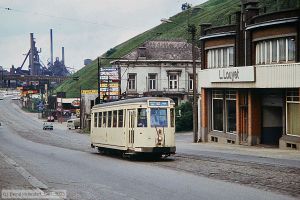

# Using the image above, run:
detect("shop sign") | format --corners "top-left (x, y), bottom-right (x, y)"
top-left (81, 90), bottom-right (98, 95)
top-left (210, 66), bottom-right (255, 83)
top-left (71, 100), bottom-right (80, 107)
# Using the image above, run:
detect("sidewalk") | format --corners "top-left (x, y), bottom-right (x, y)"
top-left (0, 154), bottom-right (34, 190)
top-left (176, 132), bottom-right (300, 168)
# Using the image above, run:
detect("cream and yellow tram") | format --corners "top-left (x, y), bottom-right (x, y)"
top-left (90, 97), bottom-right (176, 156)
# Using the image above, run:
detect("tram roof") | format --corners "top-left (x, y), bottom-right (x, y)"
top-left (93, 97), bottom-right (174, 109)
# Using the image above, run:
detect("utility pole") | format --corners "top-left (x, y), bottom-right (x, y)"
top-left (188, 24), bottom-right (198, 143)
top-left (97, 57), bottom-right (101, 104)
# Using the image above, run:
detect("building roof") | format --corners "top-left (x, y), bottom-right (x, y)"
top-left (121, 40), bottom-right (200, 61)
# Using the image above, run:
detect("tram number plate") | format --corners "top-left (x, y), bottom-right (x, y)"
top-left (148, 101), bottom-right (169, 107)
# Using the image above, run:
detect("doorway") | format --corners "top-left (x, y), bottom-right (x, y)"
top-left (127, 109), bottom-right (135, 149)
top-left (261, 91), bottom-right (283, 145)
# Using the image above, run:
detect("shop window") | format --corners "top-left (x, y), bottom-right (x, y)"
top-left (226, 90), bottom-right (236, 133)
top-left (118, 110), bottom-right (124, 127)
top-left (287, 89), bottom-right (300, 136)
top-left (137, 108), bottom-right (147, 127)
top-left (212, 90), bottom-right (224, 131)
top-left (212, 90), bottom-right (237, 133)
top-left (113, 110), bottom-right (117, 127)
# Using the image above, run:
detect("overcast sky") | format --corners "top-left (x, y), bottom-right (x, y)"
top-left (0, 0), bottom-right (206, 72)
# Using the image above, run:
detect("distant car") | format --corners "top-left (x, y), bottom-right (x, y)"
top-left (43, 122), bottom-right (53, 130)
top-left (47, 116), bottom-right (55, 122)
top-left (0, 94), bottom-right (4, 100)
top-left (67, 118), bottom-right (80, 130)
top-left (11, 96), bottom-right (20, 100)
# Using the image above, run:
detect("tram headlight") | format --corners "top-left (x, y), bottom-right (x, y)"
top-left (158, 136), bottom-right (162, 141)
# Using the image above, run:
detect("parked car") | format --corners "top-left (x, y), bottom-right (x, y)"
top-left (47, 116), bottom-right (55, 122)
top-left (43, 122), bottom-right (53, 130)
top-left (67, 118), bottom-right (80, 130)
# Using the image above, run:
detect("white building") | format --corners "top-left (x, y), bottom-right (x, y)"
top-left (112, 40), bottom-right (201, 105)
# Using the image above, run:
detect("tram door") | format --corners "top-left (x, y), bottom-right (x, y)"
top-left (128, 110), bottom-right (135, 148)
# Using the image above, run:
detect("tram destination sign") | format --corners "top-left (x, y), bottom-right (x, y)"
top-left (148, 101), bottom-right (169, 107)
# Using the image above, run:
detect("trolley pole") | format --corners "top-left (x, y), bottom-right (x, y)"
top-left (97, 57), bottom-right (101, 104)
top-left (79, 85), bottom-right (82, 129)
top-left (189, 24), bottom-right (198, 143)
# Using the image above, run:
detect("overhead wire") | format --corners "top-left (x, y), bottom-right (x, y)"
top-left (0, 6), bottom-right (136, 31)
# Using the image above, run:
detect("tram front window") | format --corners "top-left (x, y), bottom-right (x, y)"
top-left (151, 108), bottom-right (168, 127)
top-left (137, 108), bottom-right (147, 127)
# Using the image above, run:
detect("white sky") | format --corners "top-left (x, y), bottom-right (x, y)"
top-left (0, 0), bottom-right (205, 72)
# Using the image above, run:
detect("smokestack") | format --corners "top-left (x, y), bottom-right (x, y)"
top-left (30, 33), bottom-right (34, 75)
top-left (50, 29), bottom-right (53, 66)
top-left (62, 47), bottom-right (65, 65)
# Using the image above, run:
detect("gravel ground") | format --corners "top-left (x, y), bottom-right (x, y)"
top-left (150, 153), bottom-right (300, 198)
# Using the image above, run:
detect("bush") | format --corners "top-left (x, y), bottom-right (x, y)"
top-left (175, 102), bottom-right (193, 132)
top-left (106, 48), bottom-right (117, 57)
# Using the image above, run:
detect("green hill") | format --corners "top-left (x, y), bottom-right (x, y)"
top-left (55, 0), bottom-right (299, 97)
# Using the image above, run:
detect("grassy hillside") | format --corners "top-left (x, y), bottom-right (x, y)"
top-left (55, 0), bottom-right (299, 97)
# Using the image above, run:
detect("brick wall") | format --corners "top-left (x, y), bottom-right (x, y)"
top-left (205, 37), bottom-right (235, 49)
top-left (252, 26), bottom-right (297, 40)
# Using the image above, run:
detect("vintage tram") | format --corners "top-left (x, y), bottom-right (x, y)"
top-left (90, 97), bottom-right (176, 157)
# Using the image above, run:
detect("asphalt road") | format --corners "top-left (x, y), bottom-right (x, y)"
top-left (0, 97), bottom-right (297, 200)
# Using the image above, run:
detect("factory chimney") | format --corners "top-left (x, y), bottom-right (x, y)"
top-left (62, 47), bottom-right (65, 65)
top-left (50, 29), bottom-right (53, 66)
top-left (29, 33), bottom-right (34, 75)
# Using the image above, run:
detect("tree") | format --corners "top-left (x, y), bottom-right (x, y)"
top-left (181, 2), bottom-right (192, 11)
top-left (175, 102), bottom-right (193, 132)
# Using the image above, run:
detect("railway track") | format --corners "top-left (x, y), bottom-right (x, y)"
top-left (152, 153), bottom-right (300, 198)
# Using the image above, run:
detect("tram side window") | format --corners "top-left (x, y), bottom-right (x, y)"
top-left (118, 110), bottom-right (123, 127)
top-left (94, 113), bottom-right (98, 127)
top-left (108, 111), bottom-right (112, 127)
top-left (137, 108), bottom-right (147, 127)
top-left (98, 112), bottom-right (102, 128)
top-left (113, 110), bottom-right (117, 127)
top-left (170, 108), bottom-right (175, 127)
top-left (151, 108), bottom-right (168, 127)
top-left (103, 112), bottom-right (107, 127)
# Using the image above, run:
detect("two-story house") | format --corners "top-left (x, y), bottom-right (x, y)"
top-left (112, 40), bottom-right (200, 105)
top-left (198, 0), bottom-right (300, 149)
